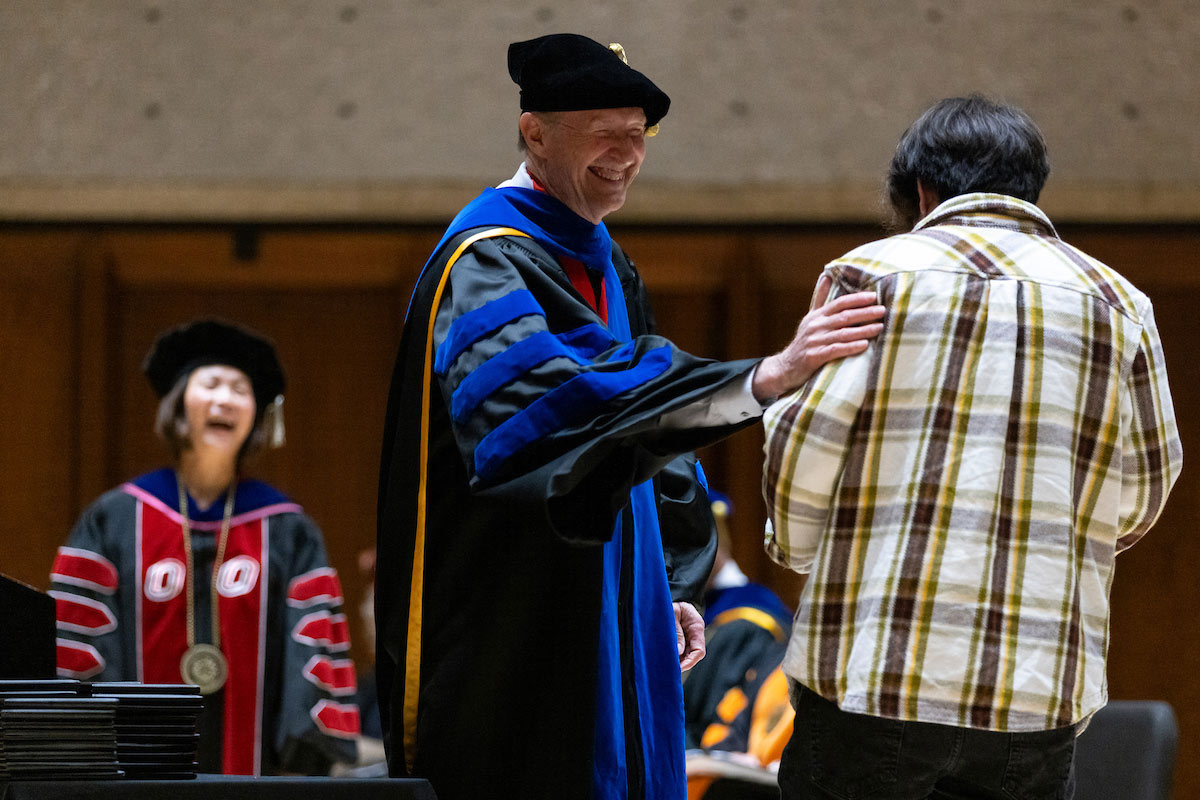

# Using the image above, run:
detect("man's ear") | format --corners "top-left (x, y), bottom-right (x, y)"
top-left (916, 178), bottom-right (941, 219)
top-left (519, 112), bottom-right (545, 154)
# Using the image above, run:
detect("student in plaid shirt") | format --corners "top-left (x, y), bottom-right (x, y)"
top-left (763, 95), bottom-right (1182, 799)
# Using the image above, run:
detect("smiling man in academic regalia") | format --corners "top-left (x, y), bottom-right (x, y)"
top-left (374, 33), bottom-right (886, 800)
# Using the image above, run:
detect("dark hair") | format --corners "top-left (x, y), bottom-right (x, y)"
top-left (153, 372), bottom-right (269, 466)
top-left (886, 94), bottom-right (1050, 229)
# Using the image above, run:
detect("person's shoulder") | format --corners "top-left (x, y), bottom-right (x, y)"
top-left (707, 583), bottom-right (792, 630)
top-left (70, 475), bottom-right (151, 535)
top-left (234, 478), bottom-right (299, 514)
top-left (826, 231), bottom-right (936, 282)
top-left (84, 484), bottom-right (141, 516)
top-left (1047, 239), bottom-right (1155, 322)
top-left (473, 229), bottom-right (557, 264)
top-left (236, 480), bottom-right (326, 547)
top-left (610, 239), bottom-right (640, 277)
top-left (101, 467), bottom-right (174, 510)
top-left (431, 229), bottom-right (557, 286)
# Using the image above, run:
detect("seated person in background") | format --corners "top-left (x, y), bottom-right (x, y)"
top-left (683, 492), bottom-right (791, 750)
top-left (702, 493), bottom-right (792, 628)
top-left (50, 318), bottom-right (360, 775)
top-left (702, 663), bottom-right (794, 767)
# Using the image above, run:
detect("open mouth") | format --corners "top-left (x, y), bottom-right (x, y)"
top-left (206, 419), bottom-right (237, 432)
top-left (589, 166), bottom-right (624, 182)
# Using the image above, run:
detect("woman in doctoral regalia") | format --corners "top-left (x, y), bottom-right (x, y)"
top-left (50, 318), bottom-right (361, 775)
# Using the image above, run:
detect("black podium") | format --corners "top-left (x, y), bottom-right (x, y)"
top-left (0, 574), bottom-right (55, 679)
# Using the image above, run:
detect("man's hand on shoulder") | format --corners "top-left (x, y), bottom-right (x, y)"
top-left (752, 273), bottom-right (885, 402)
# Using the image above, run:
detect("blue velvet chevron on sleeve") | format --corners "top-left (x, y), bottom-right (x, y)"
top-left (473, 344), bottom-right (673, 481)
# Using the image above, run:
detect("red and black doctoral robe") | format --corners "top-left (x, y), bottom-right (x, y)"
top-left (51, 468), bottom-right (360, 775)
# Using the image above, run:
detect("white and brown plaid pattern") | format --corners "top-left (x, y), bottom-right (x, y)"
top-left (763, 193), bottom-right (1182, 732)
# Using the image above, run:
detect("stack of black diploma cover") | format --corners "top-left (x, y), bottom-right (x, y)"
top-left (0, 679), bottom-right (202, 780)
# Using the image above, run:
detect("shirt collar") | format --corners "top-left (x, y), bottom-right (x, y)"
top-left (498, 162), bottom-right (537, 191)
top-left (913, 192), bottom-right (1059, 239)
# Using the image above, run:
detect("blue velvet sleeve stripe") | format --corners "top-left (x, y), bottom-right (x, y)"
top-left (473, 345), bottom-right (675, 481)
top-left (606, 341), bottom-right (638, 362)
top-left (694, 460), bottom-right (710, 494)
top-left (434, 290), bottom-right (544, 375)
top-left (450, 331), bottom-right (590, 423)
top-left (557, 323), bottom-right (617, 359)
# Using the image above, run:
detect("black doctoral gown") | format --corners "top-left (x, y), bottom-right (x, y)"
top-left (376, 185), bottom-right (759, 799)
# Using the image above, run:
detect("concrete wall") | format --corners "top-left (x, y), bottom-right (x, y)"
top-left (2, 1), bottom-right (1198, 221)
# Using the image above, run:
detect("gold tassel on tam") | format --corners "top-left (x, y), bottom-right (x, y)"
top-left (265, 394), bottom-right (286, 448)
top-left (607, 42), bottom-right (659, 137)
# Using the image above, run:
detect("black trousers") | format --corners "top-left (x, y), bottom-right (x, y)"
top-left (778, 681), bottom-right (1076, 800)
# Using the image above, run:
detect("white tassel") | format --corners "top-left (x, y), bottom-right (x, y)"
top-left (266, 394), bottom-right (286, 448)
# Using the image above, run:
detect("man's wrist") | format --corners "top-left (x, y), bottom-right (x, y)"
top-left (751, 357), bottom-right (784, 404)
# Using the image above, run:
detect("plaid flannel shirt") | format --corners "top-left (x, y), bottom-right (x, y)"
top-left (763, 193), bottom-right (1182, 732)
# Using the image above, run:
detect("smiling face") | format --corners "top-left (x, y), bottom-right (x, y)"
top-left (182, 365), bottom-right (256, 458)
top-left (521, 107), bottom-right (648, 223)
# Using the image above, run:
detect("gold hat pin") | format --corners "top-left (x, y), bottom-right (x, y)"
top-left (609, 42), bottom-right (659, 137)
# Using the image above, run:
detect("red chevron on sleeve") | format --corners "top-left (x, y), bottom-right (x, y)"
top-left (312, 699), bottom-right (361, 739)
top-left (286, 567), bottom-right (344, 608)
top-left (51, 547), bottom-right (118, 594)
top-left (51, 591), bottom-right (117, 635)
top-left (56, 638), bottom-right (105, 679)
top-left (302, 654), bottom-right (358, 696)
top-left (292, 611), bottom-right (351, 651)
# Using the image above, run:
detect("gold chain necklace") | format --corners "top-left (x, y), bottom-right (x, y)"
top-left (177, 476), bottom-right (236, 695)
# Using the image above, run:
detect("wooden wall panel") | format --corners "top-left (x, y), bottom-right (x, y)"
top-left (103, 229), bottom-right (439, 290)
top-left (0, 233), bottom-right (86, 590)
top-left (101, 230), bottom-right (421, 666)
top-left (73, 242), bottom-right (119, 512)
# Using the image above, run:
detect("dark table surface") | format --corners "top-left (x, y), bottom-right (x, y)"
top-left (0, 775), bottom-right (437, 800)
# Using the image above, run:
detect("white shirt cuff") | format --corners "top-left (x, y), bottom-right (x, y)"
top-left (658, 367), bottom-right (764, 430)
